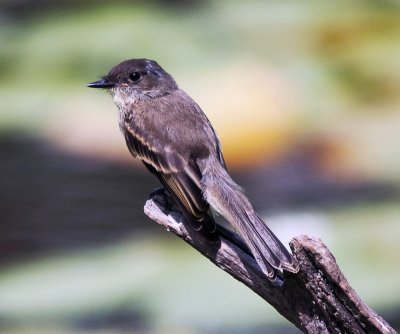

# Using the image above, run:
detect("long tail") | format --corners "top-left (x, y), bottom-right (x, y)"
top-left (201, 161), bottom-right (299, 281)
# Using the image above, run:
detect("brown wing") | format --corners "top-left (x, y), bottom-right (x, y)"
top-left (123, 121), bottom-right (215, 233)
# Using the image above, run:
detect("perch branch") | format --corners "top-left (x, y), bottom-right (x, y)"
top-left (144, 195), bottom-right (396, 334)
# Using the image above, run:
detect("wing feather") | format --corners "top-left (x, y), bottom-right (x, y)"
top-left (123, 120), bottom-right (213, 231)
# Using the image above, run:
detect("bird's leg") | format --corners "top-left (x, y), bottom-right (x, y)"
top-left (149, 187), bottom-right (179, 213)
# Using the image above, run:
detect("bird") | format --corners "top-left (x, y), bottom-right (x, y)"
top-left (87, 58), bottom-right (298, 282)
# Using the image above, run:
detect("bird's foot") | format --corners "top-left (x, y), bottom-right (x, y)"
top-left (149, 187), bottom-right (178, 213)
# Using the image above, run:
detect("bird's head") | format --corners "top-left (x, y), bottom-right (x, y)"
top-left (87, 58), bottom-right (178, 105)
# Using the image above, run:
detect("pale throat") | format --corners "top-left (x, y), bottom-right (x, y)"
top-left (112, 88), bottom-right (136, 110)
top-left (111, 88), bottom-right (137, 129)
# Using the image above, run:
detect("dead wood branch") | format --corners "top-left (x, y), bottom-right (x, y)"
top-left (144, 194), bottom-right (396, 334)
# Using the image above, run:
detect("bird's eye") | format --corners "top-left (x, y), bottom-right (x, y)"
top-left (129, 72), bottom-right (141, 82)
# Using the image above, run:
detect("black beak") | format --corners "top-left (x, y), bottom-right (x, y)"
top-left (87, 78), bottom-right (115, 89)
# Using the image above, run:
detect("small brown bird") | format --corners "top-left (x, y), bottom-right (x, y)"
top-left (88, 58), bottom-right (298, 282)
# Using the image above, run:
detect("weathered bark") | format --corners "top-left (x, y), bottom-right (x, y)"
top-left (144, 194), bottom-right (397, 334)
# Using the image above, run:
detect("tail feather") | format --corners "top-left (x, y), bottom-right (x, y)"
top-left (202, 164), bottom-right (298, 279)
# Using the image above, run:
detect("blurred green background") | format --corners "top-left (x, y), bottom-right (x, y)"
top-left (1, 1), bottom-right (400, 333)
